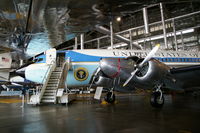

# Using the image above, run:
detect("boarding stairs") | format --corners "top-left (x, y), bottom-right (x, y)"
top-left (41, 66), bottom-right (63, 103)
top-left (39, 54), bottom-right (67, 104)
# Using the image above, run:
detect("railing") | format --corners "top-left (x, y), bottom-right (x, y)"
top-left (38, 60), bottom-right (56, 104)
top-left (58, 57), bottom-right (71, 89)
top-left (0, 91), bottom-right (22, 96)
top-left (83, 10), bottom-right (200, 51)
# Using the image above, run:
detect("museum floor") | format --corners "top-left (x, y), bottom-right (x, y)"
top-left (0, 94), bottom-right (200, 133)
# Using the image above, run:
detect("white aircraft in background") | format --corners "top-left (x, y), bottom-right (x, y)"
top-left (0, 52), bottom-right (12, 82)
top-left (16, 44), bottom-right (200, 107)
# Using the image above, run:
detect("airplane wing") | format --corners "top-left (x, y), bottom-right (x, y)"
top-left (0, 45), bottom-right (12, 54)
top-left (169, 65), bottom-right (200, 90)
top-left (170, 65), bottom-right (200, 74)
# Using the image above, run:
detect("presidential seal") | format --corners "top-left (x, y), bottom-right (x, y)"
top-left (74, 67), bottom-right (89, 81)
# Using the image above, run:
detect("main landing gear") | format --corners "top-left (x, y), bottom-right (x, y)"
top-left (104, 91), bottom-right (116, 103)
top-left (104, 78), bottom-right (117, 103)
top-left (150, 85), bottom-right (165, 108)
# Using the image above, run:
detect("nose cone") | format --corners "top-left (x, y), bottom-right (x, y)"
top-left (16, 67), bottom-right (26, 78)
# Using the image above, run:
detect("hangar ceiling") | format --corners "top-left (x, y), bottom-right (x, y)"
top-left (0, 0), bottom-right (200, 56)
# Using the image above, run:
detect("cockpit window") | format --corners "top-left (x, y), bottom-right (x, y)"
top-left (33, 58), bottom-right (43, 62)
top-left (38, 58), bottom-right (43, 62)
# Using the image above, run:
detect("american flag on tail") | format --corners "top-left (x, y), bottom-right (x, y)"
top-left (1, 57), bottom-right (10, 62)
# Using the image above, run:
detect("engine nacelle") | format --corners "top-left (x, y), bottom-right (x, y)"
top-left (93, 75), bottom-right (114, 88)
top-left (99, 58), bottom-right (170, 89)
top-left (133, 59), bottom-right (170, 88)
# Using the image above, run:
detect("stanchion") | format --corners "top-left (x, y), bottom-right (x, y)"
top-left (21, 95), bottom-right (24, 108)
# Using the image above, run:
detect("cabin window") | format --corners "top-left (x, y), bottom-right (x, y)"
top-left (192, 58), bottom-right (194, 62)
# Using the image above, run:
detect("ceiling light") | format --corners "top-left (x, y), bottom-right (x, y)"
top-left (116, 17), bottom-right (121, 22)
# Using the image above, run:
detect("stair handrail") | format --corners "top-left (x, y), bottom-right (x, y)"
top-left (41, 60), bottom-right (56, 84)
top-left (38, 60), bottom-right (56, 104)
top-left (58, 57), bottom-right (71, 89)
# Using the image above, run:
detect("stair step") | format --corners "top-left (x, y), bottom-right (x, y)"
top-left (42, 95), bottom-right (54, 98)
top-left (55, 67), bottom-right (62, 70)
top-left (48, 82), bottom-right (58, 85)
top-left (45, 89), bottom-right (56, 92)
top-left (49, 78), bottom-right (59, 80)
top-left (48, 80), bottom-right (59, 82)
top-left (44, 90), bottom-right (55, 93)
top-left (46, 87), bottom-right (56, 90)
top-left (52, 72), bottom-right (61, 74)
top-left (43, 92), bottom-right (55, 96)
top-left (50, 75), bottom-right (60, 78)
top-left (53, 70), bottom-right (62, 72)
top-left (46, 86), bottom-right (58, 89)
top-left (48, 79), bottom-right (59, 83)
top-left (52, 70), bottom-right (62, 73)
top-left (41, 96), bottom-right (54, 98)
top-left (47, 83), bottom-right (58, 85)
top-left (53, 69), bottom-right (62, 72)
top-left (41, 99), bottom-right (55, 103)
top-left (43, 94), bottom-right (55, 97)
top-left (51, 72), bottom-right (60, 75)
top-left (49, 77), bottom-right (59, 80)
top-left (47, 84), bottom-right (58, 87)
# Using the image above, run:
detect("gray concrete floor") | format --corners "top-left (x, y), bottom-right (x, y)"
top-left (0, 94), bottom-right (200, 133)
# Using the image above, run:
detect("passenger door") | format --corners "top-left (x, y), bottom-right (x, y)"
top-left (45, 48), bottom-right (57, 65)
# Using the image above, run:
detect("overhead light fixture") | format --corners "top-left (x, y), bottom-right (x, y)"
top-left (116, 16), bottom-right (121, 22)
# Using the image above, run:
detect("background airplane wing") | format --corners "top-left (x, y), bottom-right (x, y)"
top-left (170, 65), bottom-right (200, 90)
top-left (170, 65), bottom-right (200, 74)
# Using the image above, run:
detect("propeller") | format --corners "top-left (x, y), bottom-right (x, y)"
top-left (123, 44), bottom-right (160, 87)
top-left (89, 67), bottom-right (101, 89)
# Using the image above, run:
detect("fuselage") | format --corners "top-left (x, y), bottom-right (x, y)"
top-left (25, 49), bottom-right (200, 88)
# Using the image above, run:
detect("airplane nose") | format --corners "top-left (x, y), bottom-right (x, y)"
top-left (16, 67), bottom-right (26, 78)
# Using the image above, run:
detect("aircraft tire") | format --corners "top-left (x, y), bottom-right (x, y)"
top-left (150, 91), bottom-right (164, 108)
top-left (105, 92), bottom-right (115, 103)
